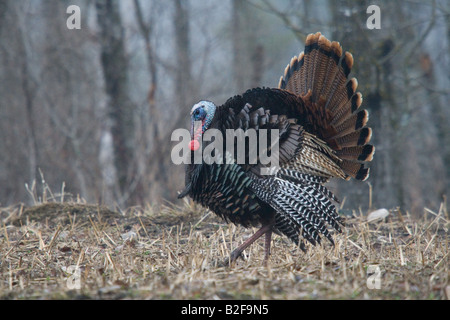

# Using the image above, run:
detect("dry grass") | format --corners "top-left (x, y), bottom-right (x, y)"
top-left (0, 196), bottom-right (448, 300)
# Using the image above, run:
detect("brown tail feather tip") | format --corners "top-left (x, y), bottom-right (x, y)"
top-left (349, 78), bottom-right (358, 94)
top-left (331, 92), bottom-right (363, 124)
top-left (289, 56), bottom-right (297, 70)
top-left (278, 76), bottom-right (284, 88)
top-left (360, 144), bottom-right (375, 162)
top-left (331, 41), bottom-right (343, 60)
top-left (357, 109), bottom-right (369, 129)
top-left (357, 166), bottom-right (370, 181)
top-left (341, 52), bottom-right (354, 77)
top-left (298, 52), bottom-right (304, 63)
top-left (318, 35), bottom-right (331, 50)
top-left (353, 92), bottom-right (363, 112)
top-left (306, 32), bottom-right (322, 47)
top-left (350, 109), bottom-right (369, 131)
top-left (341, 160), bottom-right (371, 181)
top-left (317, 36), bottom-right (342, 67)
top-left (353, 127), bottom-right (372, 146)
top-left (356, 127), bottom-right (372, 146)
top-left (333, 109), bottom-right (369, 138)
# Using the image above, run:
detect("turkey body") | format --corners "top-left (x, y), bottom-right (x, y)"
top-left (179, 33), bottom-right (374, 264)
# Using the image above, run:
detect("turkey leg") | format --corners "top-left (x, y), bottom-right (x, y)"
top-left (229, 222), bottom-right (274, 263)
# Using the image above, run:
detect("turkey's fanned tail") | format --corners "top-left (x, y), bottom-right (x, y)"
top-left (278, 32), bottom-right (374, 181)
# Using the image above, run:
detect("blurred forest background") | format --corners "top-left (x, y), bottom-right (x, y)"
top-left (0, 0), bottom-right (448, 215)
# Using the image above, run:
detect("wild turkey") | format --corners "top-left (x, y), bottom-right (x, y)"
top-left (178, 32), bottom-right (374, 264)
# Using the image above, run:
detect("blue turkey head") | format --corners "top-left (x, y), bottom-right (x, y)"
top-left (189, 101), bottom-right (216, 151)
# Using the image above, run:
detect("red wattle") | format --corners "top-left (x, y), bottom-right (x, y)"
top-left (189, 140), bottom-right (200, 151)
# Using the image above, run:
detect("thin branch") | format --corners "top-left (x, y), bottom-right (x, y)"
top-left (250, 0), bottom-right (308, 41)
top-left (403, 0), bottom-right (437, 67)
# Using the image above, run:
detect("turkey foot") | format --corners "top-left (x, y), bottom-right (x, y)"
top-left (227, 223), bottom-right (274, 265)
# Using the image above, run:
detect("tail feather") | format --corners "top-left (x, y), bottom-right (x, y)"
top-left (335, 145), bottom-right (375, 162)
top-left (279, 53), bottom-right (305, 95)
top-left (331, 92), bottom-right (363, 126)
top-left (272, 176), bottom-right (341, 246)
top-left (340, 160), bottom-right (370, 181)
top-left (317, 41), bottom-right (343, 102)
top-left (274, 214), bottom-right (306, 251)
top-left (332, 127), bottom-right (372, 149)
top-left (328, 77), bottom-right (358, 116)
top-left (305, 32), bottom-right (321, 94)
top-left (323, 52), bottom-right (353, 110)
top-left (250, 172), bottom-right (343, 249)
top-left (333, 109), bottom-right (369, 138)
top-left (275, 192), bottom-right (325, 245)
top-left (311, 35), bottom-right (332, 102)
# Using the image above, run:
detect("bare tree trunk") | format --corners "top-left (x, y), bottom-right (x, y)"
top-left (133, 0), bottom-right (158, 138)
top-left (96, 0), bottom-right (136, 206)
top-left (37, 0), bottom-right (92, 200)
top-left (15, 3), bottom-right (39, 186)
top-left (132, 0), bottom-right (160, 204)
top-left (174, 0), bottom-right (196, 107)
top-left (232, 0), bottom-right (264, 91)
top-left (0, 1), bottom-right (7, 35)
top-left (156, 0), bottom-right (197, 201)
top-left (232, 0), bottom-right (246, 92)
